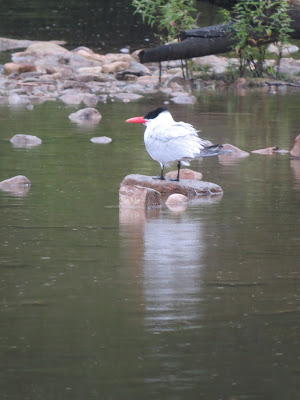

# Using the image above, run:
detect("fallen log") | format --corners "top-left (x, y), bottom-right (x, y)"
top-left (139, 5), bottom-right (300, 64)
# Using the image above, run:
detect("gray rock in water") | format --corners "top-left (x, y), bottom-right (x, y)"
top-left (0, 175), bottom-right (31, 196)
top-left (252, 146), bottom-right (289, 155)
top-left (68, 108), bottom-right (102, 123)
top-left (218, 143), bottom-right (250, 165)
top-left (90, 136), bottom-right (112, 144)
top-left (10, 134), bottom-right (42, 147)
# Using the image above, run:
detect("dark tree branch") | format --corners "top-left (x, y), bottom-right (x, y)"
top-left (138, 5), bottom-right (300, 64)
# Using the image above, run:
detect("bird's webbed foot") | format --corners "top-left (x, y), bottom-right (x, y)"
top-left (152, 176), bottom-right (165, 180)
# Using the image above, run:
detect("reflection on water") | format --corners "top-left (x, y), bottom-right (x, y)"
top-left (120, 208), bottom-right (206, 332)
top-left (290, 159), bottom-right (300, 190)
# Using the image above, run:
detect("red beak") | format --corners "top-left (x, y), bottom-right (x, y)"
top-left (126, 116), bottom-right (146, 124)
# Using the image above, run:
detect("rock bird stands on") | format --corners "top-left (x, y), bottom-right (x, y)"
top-left (126, 107), bottom-right (224, 181)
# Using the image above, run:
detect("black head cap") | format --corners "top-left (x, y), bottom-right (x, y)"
top-left (144, 107), bottom-right (169, 120)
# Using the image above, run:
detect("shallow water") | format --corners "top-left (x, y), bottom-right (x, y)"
top-left (0, 90), bottom-right (300, 400)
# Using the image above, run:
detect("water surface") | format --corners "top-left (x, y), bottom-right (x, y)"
top-left (0, 90), bottom-right (299, 399)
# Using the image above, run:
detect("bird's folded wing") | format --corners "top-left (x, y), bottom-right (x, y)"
top-left (149, 121), bottom-right (201, 141)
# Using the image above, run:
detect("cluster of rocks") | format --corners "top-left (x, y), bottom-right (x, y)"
top-left (2, 40), bottom-right (299, 108)
top-left (0, 41), bottom-right (201, 106)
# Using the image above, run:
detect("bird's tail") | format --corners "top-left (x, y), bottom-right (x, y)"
top-left (199, 144), bottom-right (230, 157)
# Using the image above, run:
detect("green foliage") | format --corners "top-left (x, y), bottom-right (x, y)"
top-left (226, 0), bottom-right (294, 77)
top-left (132, 0), bottom-right (197, 43)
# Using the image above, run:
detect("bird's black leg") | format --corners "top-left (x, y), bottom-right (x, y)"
top-left (153, 164), bottom-right (165, 180)
top-left (170, 161), bottom-right (181, 182)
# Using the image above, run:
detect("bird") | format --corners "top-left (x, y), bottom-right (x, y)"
top-left (126, 107), bottom-right (225, 181)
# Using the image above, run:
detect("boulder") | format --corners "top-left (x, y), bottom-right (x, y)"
top-left (102, 61), bottom-right (130, 74)
top-left (290, 134), bottom-right (300, 158)
top-left (76, 73), bottom-right (107, 83)
top-left (120, 174), bottom-right (222, 203)
top-left (77, 66), bottom-right (103, 75)
top-left (119, 184), bottom-right (161, 208)
top-left (115, 61), bottom-right (152, 79)
top-left (71, 47), bottom-right (105, 62)
top-left (59, 93), bottom-right (83, 105)
top-left (110, 93), bottom-right (143, 102)
top-left (171, 95), bottom-right (196, 104)
top-left (267, 43), bottom-right (299, 56)
top-left (24, 42), bottom-right (68, 54)
top-left (252, 146), bottom-right (289, 155)
top-left (218, 143), bottom-right (250, 165)
top-left (59, 52), bottom-right (102, 71)
top-left (3, 62), bottom-right (36, 75)
top-left (103, 53), bottom-right (134, 63)
top-left (82, 93), bottom-right (99, 107)
top-left (90, 136), bottom-right (112, 144)
top-left (165, 168), bottom-right (203, 181)
top-left (8, 94), bottom-right (29, 105)
top-left (276, 58), bottom-right (300, 75)
top-left (0, 37), bottom-right (37, 51)
top-left (68, 108), bottom-right (102, 123)
top-left (10, 134), bottom-right (42, 147)
top-left (0, 175), bottom-right (31, 191)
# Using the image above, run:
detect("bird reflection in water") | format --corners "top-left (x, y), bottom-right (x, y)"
top-left (119, 198), bottom-right (220, 333)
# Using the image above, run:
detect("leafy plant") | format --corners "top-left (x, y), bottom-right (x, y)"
top-left (132, 0), bottom-right (197, 44)
top-left (224, 0), bottom-right (294, 77)
top-left (132, 0), bottom-right (197, 79)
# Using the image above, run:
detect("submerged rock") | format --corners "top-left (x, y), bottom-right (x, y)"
top-left (90, 136), bottom-right (112, 144)
top-left (218, 143), bottom-right (250, 165)
top-left (10, 134), bottom-right (42, 147)
top-left (290, 134), bottom-right (300, 158)
top-left (252, 146), bottom-right (289, 155)
top-left (68, 108), bottom-right (102, 123)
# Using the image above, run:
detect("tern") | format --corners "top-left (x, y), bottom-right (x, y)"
top-left (126, 107), bottom-right (225, 181)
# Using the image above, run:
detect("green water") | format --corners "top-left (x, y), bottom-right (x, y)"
top-left (0, 90), bottom-right (299, 399)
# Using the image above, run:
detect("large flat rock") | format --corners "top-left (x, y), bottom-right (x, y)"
top-left (120, 174), bottom-right (222, 201)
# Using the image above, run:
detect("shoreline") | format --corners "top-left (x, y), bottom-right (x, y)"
top-left (0, 39), bottom-right (300, 107)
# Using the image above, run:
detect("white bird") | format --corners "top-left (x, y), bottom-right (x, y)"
top-left (126, 107), bottom-right (224, 181)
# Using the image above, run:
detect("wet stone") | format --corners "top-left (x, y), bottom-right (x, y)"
top-left (10, 134), bottom-right (42, 147)
top-left (120, 174), bottom-right (222, 204)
